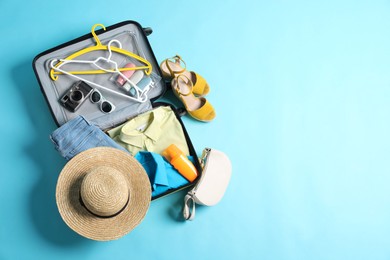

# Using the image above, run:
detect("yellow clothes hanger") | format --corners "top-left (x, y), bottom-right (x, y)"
top-left (50, 24), bottom-right (152, 81)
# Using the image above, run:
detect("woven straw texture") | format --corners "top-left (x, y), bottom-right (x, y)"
top-left (56, 147), bottom-right (151, 241)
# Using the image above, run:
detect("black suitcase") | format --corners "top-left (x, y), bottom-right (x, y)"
top-left (32, 20), bottom-right (201, 200)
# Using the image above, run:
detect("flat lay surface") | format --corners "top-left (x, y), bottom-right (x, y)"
top-left (1, 0), bottom-right (390, 259)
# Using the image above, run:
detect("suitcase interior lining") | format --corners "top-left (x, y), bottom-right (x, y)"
top-left (34, 23), bottom-right (165, 130)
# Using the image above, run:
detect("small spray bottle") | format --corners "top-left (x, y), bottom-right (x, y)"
top-left (162, 144), bottom-right (198, 182)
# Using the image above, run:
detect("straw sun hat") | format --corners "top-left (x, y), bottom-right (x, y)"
top-left (56, 147), bottom-right (151, 241)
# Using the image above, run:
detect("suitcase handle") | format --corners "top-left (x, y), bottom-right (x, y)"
top-left (143, 27), bottom-right (153, 36)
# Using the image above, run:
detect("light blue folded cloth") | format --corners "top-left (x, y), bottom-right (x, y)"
top-left (50, 115), bottom-right (128, 160)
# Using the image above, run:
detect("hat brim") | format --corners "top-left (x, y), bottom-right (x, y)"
top-left (56, 147), bottom-right (151, 241)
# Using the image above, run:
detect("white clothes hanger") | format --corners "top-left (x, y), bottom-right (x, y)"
top-left (49, 39), bottom-right (154, 103)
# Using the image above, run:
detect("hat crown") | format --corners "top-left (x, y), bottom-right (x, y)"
top-left (80, 166), bottom-right (129, 217)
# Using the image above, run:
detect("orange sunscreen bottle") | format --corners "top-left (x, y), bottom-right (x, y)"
top-left (162, 144), bottom-right (198, 182)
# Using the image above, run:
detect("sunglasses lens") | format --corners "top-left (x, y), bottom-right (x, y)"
top-left (101, 101), bottom-right (112, 113)
top-left (91, 91), bottom-right (101, 103)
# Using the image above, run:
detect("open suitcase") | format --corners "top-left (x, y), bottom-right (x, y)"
top-left (32, 20), bottom-right (202, 200)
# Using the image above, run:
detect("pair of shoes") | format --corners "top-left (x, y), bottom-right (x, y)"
top-left (170, 75), bottom-right (216, 122)
top-left (160, 55), bottom-right (210, 97)
top-left (160, 55), bottom-right (215, 122)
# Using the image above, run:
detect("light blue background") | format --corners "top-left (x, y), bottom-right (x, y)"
top-left (1, 0), bottom-right (390, 259)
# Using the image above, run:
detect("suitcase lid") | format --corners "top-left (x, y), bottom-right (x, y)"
top-left (33, 21), bottom-right (166, 130)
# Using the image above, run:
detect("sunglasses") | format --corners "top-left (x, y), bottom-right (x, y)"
top-left (90, 89), bottom-right (115, 113)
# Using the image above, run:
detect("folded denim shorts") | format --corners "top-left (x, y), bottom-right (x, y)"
top-left (50, 115), bottom-right (127, 160)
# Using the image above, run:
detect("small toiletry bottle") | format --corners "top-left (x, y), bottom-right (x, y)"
top-left (162, 144), bottom-right (198, 182)
top-left (116, 63), bottom-right (136, 86)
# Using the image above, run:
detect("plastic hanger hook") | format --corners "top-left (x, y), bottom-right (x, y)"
top-left (91, 24), bottom-right (106, 46)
